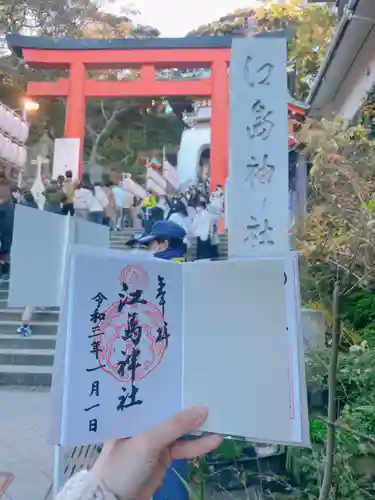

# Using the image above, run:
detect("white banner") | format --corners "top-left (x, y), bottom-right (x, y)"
top-left (52, 138), bottom-right (80, 180)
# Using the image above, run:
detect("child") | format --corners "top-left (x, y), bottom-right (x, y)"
top-left (17, 305), bottom-right (35, 337)
top-left (141, 190), bottom-right (157, 233)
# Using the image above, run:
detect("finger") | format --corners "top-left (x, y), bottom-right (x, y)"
top-left (144, 406), bottom-right (209, 451)
top-left (170, 434), bottom-right (223, 460)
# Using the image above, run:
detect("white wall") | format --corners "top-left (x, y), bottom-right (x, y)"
top-left (177, 124), bottom-right (210, 187)
top-left (325, 25), bottom-right (375, 119)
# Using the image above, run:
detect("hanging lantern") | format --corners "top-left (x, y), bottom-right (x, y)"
top-left (11, 115), bottom-right (22, 142)
top-left (0, 133), bottom-right (5, 154)
top-left (16, 145), bottom-right (27, 168)
top-left (10, 142), bottom-right (17, 164)
top-left (2, 137), bottom-right (10, 160)
top-left (2, 137), bottom-right (12, 161)
top-left (13, 144), bottom-right (21, 168)
top-left (7, 141), bottom-right (18, 164)
top-left (18, 120), bottom-right (29, 144)
top-left (4, 109), bottom-right (14, 138)
top-left (7, 112), bottom-right (16, 138)
top-left (0, 105), bottom-right (7, 132)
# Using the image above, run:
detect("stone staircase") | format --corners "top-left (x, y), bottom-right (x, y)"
top-left (0, 279), bottom-right (58, 386)
top-left (0, 230), bottom-right (229, 386)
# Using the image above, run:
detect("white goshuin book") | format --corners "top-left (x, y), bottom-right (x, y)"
top-left (50, 244), bottom-right (309, 448)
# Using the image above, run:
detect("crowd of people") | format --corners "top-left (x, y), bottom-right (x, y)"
top-left (0, 168), bottom-right (224, 336)
top-left (39, 170), bottom-right (225, 261)
top-left (0, 169), bottom-right (144, 278)
top-left (41, 171), bottom-right (142, 230)
top-left (137, 182), bottom-right (224, 261)
top-left (0, 170), bottom-right (224, 274)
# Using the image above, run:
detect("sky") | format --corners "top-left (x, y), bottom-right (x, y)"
top-left (129, 0), bottom-right (263, 37)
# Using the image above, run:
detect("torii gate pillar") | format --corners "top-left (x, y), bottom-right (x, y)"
top-left (211, 59), bottom-right (229, 190)
top-left (65, 63), bottom-right (86, 172)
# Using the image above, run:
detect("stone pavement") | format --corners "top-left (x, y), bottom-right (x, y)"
top-left (0, 387), bottom-right (53, 500)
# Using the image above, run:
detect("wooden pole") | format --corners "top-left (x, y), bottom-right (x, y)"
top-left (319, 282), bottom-right (340, 500)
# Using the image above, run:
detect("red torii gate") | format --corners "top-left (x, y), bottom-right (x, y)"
top-left (8, 35), bottom-right (232, 189)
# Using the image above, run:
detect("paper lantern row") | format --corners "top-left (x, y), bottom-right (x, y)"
top-left (0, 134), bottom-right (27, 168)
top-left (0, 105), bottom-right (29, 144)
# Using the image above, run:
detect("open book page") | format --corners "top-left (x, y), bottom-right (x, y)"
top-left (54, 245), bottom-right (183, 447)
top-left (9, 206), bottom-right (109, 308)
top-left (291, 254), bottom-right (310, 446)
top-left (182, 258), bottom-right (296, 444)
top-left (9, 205), bottom-right (71, 307)
top-left (285, 253), bottom-right (303, 444)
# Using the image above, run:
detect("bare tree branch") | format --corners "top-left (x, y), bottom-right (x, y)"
top-left (85, 123), bottom-right (97, 137)
top-left (100, 100), bottom-right (109, 122)
top-left (318, 417), bottom-right (375, 446)
top-left (87, 102), bottom-right (129, 165)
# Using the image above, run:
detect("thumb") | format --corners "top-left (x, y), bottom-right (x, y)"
top-left (145, 406), bottom-right (209, 451)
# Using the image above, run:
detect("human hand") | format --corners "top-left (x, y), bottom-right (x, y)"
top-left (92, 406), bottom-right (222, 500)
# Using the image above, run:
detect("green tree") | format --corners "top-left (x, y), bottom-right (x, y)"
top-left (0, 0), bottom-right (184, 178)
top-left (84, 99), bottom-right (183, 177)
top-left (188, 0), bottom-right (337, 99)
top-left (297, 119), bottom-right (375, 299)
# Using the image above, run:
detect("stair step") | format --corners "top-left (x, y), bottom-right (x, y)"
top-left (0, 364), bottom-right (53, 386)
top-left (110, 238), bottom-right (132, 242)
top-left (0, 348), bottom-right (55, 366)
top-left (0, 347), bottom-right (54, 355)
top-left (0, 309), bottom-right (59, 321)
top-left (0, 280), bottom-right (9, 291)
top-left (0, 321), bottom-right (58, 335)
top-left (110, 231), bottom-right (133, 235)
top-left (0, 333), bottom-right (56, 350)
top-left (0, 320), bottom-right (57, 326)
